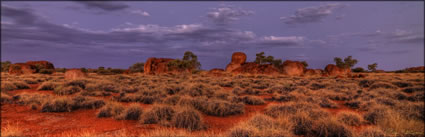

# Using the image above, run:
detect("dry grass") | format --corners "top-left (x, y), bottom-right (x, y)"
top-left (1, 122), bottom-right (24, 137)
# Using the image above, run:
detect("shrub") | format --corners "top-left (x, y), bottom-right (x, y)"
top-left (310, 118), bottom-right (353, 137)
top-left (392, 82), bottom-right (412, 88)
top-left (97, 102), bottom-right (125, 118)
top-left (80, 90), bottom-right (111, 97)
top-left (319, 99), bottom-right (338, 108)
top-left (363, 106), bottom-right (390, 124)
top-left (129, 62), bottom-right (144, 73)
top-left (66, 79), bottom-right (88, 89)
top-left (229, 127), bottom-right (253, 137)
top-left (403, 86), bottom-right (424, 93)
top-left (1, 82), bottom-right (17, 92)
top-left (23, 78), bottom-right (38, 84)
top-left (352, 67), bottom-right (365, 73)
top-left (12, 81), bottom-right (30, 89)
top-left (54, 85), bottom-right (82, 95)
top-left (291, 112), bottom-right (313, 135)
top-left (72, 96), bottom-right (105, 109)
top-left (39, 69), bottom-right (54, 74)
top-left (41, 97), bottom-right (74, 112)
top-left (264, 103), bottom-right (315, 118)
top-left (200, 100), bottom-right (244, 117)
top-left (369, 82), bottom-right (396, 90)
top-left (141, 105), bottom-right (176, 124)
top-left (344, 100), bottom-right (361, 109)
top-left (37, 81), bottom-right (59, 90)
top-left (120, 104), bottom-right (143, 120)
top-left (357, 127), bottom-right (385, 137)
top-left (172, 109), bottom-right (204, 131)
top-left (309, 83), bottom-right (326, 90)
top-left (337, 112), bottom-right (363, 126)
top-left (240, 96), bottom-right (265, 105)
top-left (334, 56), bottom-right (358, 69)
top-left (359, 80), bottom-right (375, 88)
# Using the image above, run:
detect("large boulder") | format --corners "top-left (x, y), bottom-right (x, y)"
top-left (232, 63), bottom-right (280, 75)
top-left (26, 61), bottom-right (55, 70)
top-left (64, 69), bottom-right (87, 80)
top-left (324, 64), bottom-right (351, 77)
top-left (8, 63), bottom-right (37, 75)
top-left (144, 58), bottom-right (175, 75)
top-left (304, 69), bottom-right (323, 76)
top-left (225, 52), bottom-right (247, 72)
top-left (282, 60), bottom-right (305, 76)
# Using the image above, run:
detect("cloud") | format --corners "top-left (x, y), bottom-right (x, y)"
top-left (281, 3), bottom-right (345, 24)
top-left (257, 36), bottom-right (305, 46)
top-left (207, 6), bottom-right (254, 25)
top-left (74, 1), bottom-right (129, 11)
top-left (130, 10), bottom-right (150, 16)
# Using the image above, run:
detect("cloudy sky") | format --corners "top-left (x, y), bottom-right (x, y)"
top-left (1, 1), bottom-right (423, 70)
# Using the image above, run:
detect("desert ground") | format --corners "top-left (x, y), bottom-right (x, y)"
top-left (1, 72), bottom-right (424, 137)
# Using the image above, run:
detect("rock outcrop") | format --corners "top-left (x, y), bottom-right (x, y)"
top-left (304, 69), bottom-right (323, 76)
top-left (232, 63), bottom-right (280, 75)
top-left (64, 69), bottom-right (87, 80)
top-left (225, 52), bottom-right (247, 73)
top-left (208, 68), bottom-right (225, 76)
top-left (26, 61), bottom-right (55, 70)
top-left (405, 66), bottom-right (424, 72)
top-left (324, 64), bottom-right (351, 77)
top-left (144, 58), bottom-right (175, 75)
top-left (8, 63), bottom-right (37, 75)
top-left (282, 60), bottom-right (305, 76)
top-left (8, 60), bottom-right (55, 75)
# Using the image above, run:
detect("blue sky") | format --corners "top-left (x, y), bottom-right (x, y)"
top-left (1, 1), bottom-right (423, 70)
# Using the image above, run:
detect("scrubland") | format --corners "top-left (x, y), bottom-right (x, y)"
top-left (1, 72), bottom-right (424, 137)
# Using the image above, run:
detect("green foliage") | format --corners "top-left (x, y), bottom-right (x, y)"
top-left (98, 67), bottom-right (105, 71)
top-left (1, 61), bottom-right (12, 72)
top-left (168, 51), bottom-right (201, 71)
top-left (368, 63), bottom-right (378, 72)
top-left (301, 61), bottom-right (308, 68)
top-left (129, 62), bottom-right (144, 73)
top-left (255, 52), bottom-right (283, 68)
top-left (334, 56), bottom-right (358, 69)
top-left (80, 68), bottom-right (88, 73)
top-left (352, 67), bottom-right (365, 73)
top-left (55, 68), bottom-right (67, 73)
top-left (39, 69), bottom-right (54, 74)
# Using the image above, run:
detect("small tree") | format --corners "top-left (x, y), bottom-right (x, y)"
top-left (255, 52), bottom-right (266, 64)
top-left (368, 63), bottom-right (378, 72)
top-left (254, 52), bottom-right (283, 68)
top-left (301, 61), bottom-right (308, 68)
top-left (98, 67), bottom-right (105, 71)
top-left (129, 62), bottom-right (144, 73)
top-left (168, 51), bottom-right (201, 71)
top-left (1, 61), bottom-right (12, 72)
top-left (334, 56), bottom-right (358, 69)
top-left (80, 68), bottom-right (88, 73)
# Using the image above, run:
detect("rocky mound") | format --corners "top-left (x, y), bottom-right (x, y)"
top-left (64, 69), bottom-right (87, 80)
top-left (405, 66), bottom-right (424, 72)
top-left (208, 68), bottom-right (225, 76)
top-left (304, 69), bottom-right (323, 76)
top-left (282, 60), bottom-right (305, 76)
top-left (8, 63), bottom-right (37, 75)
top-left (225, 52), bottom-right (247, 73)
top-left (26, 61), bottom-right (55, 70)
top-left (232, 63), bottom-right (280, 75)
top-left (324, 64), bottom-right (351, 77)
top-left (144, 58), bottom-right (175, 75)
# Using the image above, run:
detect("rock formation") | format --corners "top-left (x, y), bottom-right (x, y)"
top-left (208, 68), bottom-right (225, 76)
top-left (26, 61), bottom-right (55, 70)
top-left (225, 52), bottom-right (247, 73)
top-left (304, 69), bottom-right (323, 76)
top-left (324, 64), bottom-right (351, 77)
top-left (232, 63), bottom-right (280, 75)
top-left (144, 58), bottom-right (175, 75)
top-left (64, 69), bottom-right (87, 80)
top-left (8, 63), bottom-right (37, 75)
top-left (282, 60), bottom-right (305, 76)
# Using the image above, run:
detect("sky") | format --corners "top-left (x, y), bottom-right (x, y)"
top-left (1, 1), bottom-right (424, 71)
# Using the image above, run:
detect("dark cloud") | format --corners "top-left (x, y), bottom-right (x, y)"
top-left (207, 6), bottom-right (254, 25)
top-left (281, 3), bottom-right (345, 24)
top-left (74, 1), bottom-right (129, 11)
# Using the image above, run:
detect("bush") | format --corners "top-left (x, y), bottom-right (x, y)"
top-left (358, 127), bottom-right (385, 137)
top-left (363, 106), bottom-right (390, 124)
top-left (23, 78), bottom-right (38, 84)
top-left (291, 112), bottom-right (313, 135)
top-left (200, 100), bottom-right (244, 117)
top-left (54, 85), bottom-right (82, 95)
top-left (12, 81), bottom-right (30, 89)
top-left (97, 102), bottom-right (125, 118)
top-left (120, 104), bottom-right (143, 120)
top-left (403, 86), bottom-right (424, 93)
top-left (337, 112), bottom-right (363, 126)
top-left (140, 105), bottom-right (176, 124)
top-left (309, 83), bottom-right (326, 90)
top-left (37, 81), bottom-right (59, 90)
top-left (1, 82), bottom-right (17, 92)
top-left (319, 98), bottom-right (338, 108)
top-left (66, 79), bottom-right (88, 89)
top-left (310, 118), bottom-right (353, 137)
top-left (41, 97), bottom-right (74, 112)
top-left (369, 82), bottom-right (396, 90)
top-left (172, 109), bottom-right (204, 131)
top-left (129, 62), bottom-right (144, 73)
top-left (72, 96), bottom-right (105, 109)
top-left (39, 69), bottom-right (54, 74)
top-left (229, 127), bottom-right (253, 137)
top-left (240, 96), bottom-right (265, 105)
top-left (352, 67), bottom-right (365, 73)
